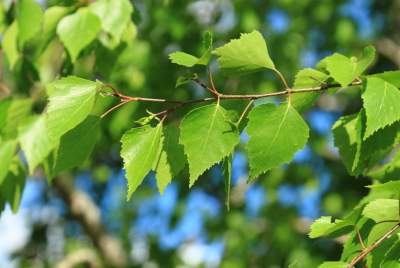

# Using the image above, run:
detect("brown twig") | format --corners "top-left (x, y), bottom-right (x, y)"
top-left (236, 99), bottom-right (255, 126)
top-left (347, 222), bottom-right (400, 268)
top-left (100, 79), bottom-right (362, 118)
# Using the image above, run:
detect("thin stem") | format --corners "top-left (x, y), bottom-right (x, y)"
top-left (347, 222), bottom-right (400, 268)
top-left (208, 68), bottom-right (219, 96)
top-left (101, 101), bottom-right (129, 118)
top-left (355, 227), bottom-right (366, 249)
top-left (274, 69), bottom-right (290, 89)
top-left (236, 99), bottom-right (255, 127)
top-left (100, 80), bottom-right (361, 119)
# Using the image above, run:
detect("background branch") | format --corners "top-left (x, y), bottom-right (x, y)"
top-left (53, 174), bottom-right (128, 268)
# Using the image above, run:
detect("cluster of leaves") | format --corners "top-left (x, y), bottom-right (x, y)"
top-left (1, 1), bottom-right (400, 266)
top-left (0, 0), bottom-right (134, 210)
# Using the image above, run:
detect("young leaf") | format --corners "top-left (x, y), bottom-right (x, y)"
top-left (46, 76), bottom-right (100, 140)
top-left (0, 140), bottom-right (17, 184)
top-left (197, 31), bottom-right (213, 65)
top-left (246, 103), bottom-right (309, 179)
top-left (175, 73), bottom-right (197, 88)
top-left (368, 70), bottom-right (400, 88)
top-left (89, 0), bottom-right (133, 42)
top-left (1, 98), bottom-right (33, 139)
top-left (52, 115), bottom-right (101, 175)
top-left (319, 46), bottom-right (375, 87)
top-left (362, 199), bottom-right (400, 223)
top-left (121, 124), bottom-right (163, 199)
top-left (18, 115), bottom-right (56, 175)
top-left (318, 262), bottom-right (348, 268)
top-left (153, 125), bottom-right (186, 193)
top-left (179, 104), bottom-right (239, 186)
top-left (0, 159), bottom-right (25, 213)
top-left (362, 77), bottom-right (400, 139)
top-left (2, 22), bottom-right (20, 69)
top-left (291, 68), bottom-right (329, 112)
top-left (223, 155), bottom-right (233, 210)
top-left (213, 30), bottom-right (276, 75)
top-left (16, 0), bottom-right (43, 48)
top-left (169, 52), bottom-right (200, 67)
top-left (57, 8), bottom-right (101, 62)
top-left (309, 216), bottom-right (355, 239)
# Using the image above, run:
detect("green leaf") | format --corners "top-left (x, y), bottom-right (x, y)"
top-left (35, 6), bottom-right (71, 56)
top-left (2, 22), bottom-right (20, 69)
top-left (369, 150), bottom-right (400, 181)
top-left (16, 0), bottom-right (43, 48)
top-left (0, 98), bottom-right (12, 130)
top-left (368, 71), bottom-right (400, 88)
top-left (362, 77), bottom-right (400, 139)
top-left (320, 46), bottom-right (375, 86)
top-left (175, 73), bottom-right (197, 88)
top-left (0, 139), bottom-right (17, 184)
top-left (332, 112), bottom-right (363, 175)
top-left (121, 124), bottom-right (163, 199)
top-left (1, 98), bottom-right (33, 139)
top-left (291, 68), bottom-right (329, 112)
top-left (153, 125), bottom-right (186, 194)
top-left (18, 115), bottom-right (56, 174)
top-left (53, 115), bottom-right (100, 175)
top-left (169, 52), bottom-right (200, 67)
top-left (0, 159), bottom-right (25, 213)
top-left (309, 214), bottom-right (357, 239)
top-left (246, 103), bottom-right (309, 179)
top-left (89, 0), bottom-right (133, 42)
top-left (46, 76), bottom-right (99, 140)
top-left (180, 104), bottom-right (239, 186)
top-left (197, 31), bottom-right (213, 65)
top-left (363, 199), bottom-right (400, 222)
top-left (309, 216), bottom-right (342, 238)
top-left (381, 239), bottom-right (400, 268)
top-left (318, 262), bottom-right (348, 268)
top-left (57, 8), bottom-right (101, 62)
top-left (223, 155), bottom-right (232, 210)
top-left (213, 30), bottom-right (276, 76)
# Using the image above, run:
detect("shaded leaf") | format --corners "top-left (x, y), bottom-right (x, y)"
top-left (0, 140), bottom-right (17, 184)
top-left (53, 115), bottom-right (100, 175)
top-left (291, 68), bottom-right (329, 112)
top-left (18, 115), bottom-right (56, 174)
top-left (153, 125), bottom-right (186, 193)
top-left (223, 155), bottom-right (232, 210)
top-left (0, 159), bottom-right (25, 213)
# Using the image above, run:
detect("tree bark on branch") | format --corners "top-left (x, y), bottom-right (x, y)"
top-left (53, 174), bottom-right (128, 267)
